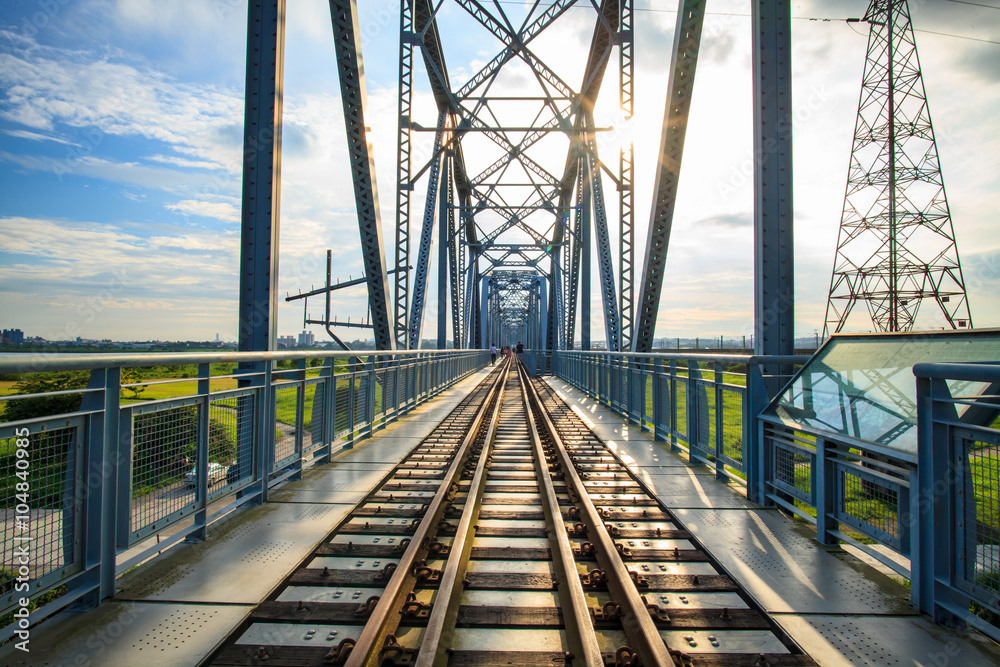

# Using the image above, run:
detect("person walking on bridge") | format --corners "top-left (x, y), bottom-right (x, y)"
top-left (489, 344), bottom-right (497, 365)
top-left (515, 341), bottom-right (524, 363)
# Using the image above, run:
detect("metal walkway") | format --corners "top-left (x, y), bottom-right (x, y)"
top-left (2, 369), bottom-right (997, 666)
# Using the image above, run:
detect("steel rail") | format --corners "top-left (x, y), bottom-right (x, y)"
top-left (342, 363), bottom-right (507, 667)
top-left (415, 362), bottom-right (511, 666)
top-left (516, 363), bottom-right (604, 666)
top-left (520, 366), bottom-right (677, 666)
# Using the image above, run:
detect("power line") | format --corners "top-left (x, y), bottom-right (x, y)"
top-left (947, 0), bottom-right (1000, 9)
top-left (914, 27), bottom-right (1000, 44)
top-left (492, 1), bottom-right (1000, 46)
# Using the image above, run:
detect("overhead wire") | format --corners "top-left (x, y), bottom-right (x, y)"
top-left (491, 1), bottom-right (1000, 45)
top-left (946, 0), bottom-right (1000, 9)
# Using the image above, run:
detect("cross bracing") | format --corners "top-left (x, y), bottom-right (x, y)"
top-left (264, 0), bottom-right (795, 360)
top-left (388, 0), bottom-right (637, 351)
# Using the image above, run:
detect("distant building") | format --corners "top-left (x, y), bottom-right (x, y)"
top-left (1, 329), bottom-right (24, 345)
top-left (297, 330), bottom-right (315, 347)
top-left (277, 335), bottom-right (296, 349)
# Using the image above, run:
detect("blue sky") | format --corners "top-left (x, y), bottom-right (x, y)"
top-left (0, 0), bottom-right (997, 344)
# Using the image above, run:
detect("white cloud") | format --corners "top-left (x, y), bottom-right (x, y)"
top-left (0, 215), bottom-right (240, 339)
top-left (166, 198), bottom-right (240, 223)
top-left (146, 154), bottom-right (226, 170)
top-left (1, 128), bottom-right (77, 145)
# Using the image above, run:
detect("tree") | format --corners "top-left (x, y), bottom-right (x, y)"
top-left (121, 368), bottom-right (147, 400)
top-left (4, 371), bottom-right (89, 423)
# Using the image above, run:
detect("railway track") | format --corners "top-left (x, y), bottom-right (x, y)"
top-left (208, 360), bottom-right (817, 666)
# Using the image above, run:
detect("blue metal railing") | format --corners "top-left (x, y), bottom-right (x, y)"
top-left (553, 350), bottom-right (1000, 640)
top-left (913, 362), bottom-right (1000, 642)
top-left (0, 349), bottom-right (487, 634)
top-left (552, 351), bottom-right (806, 487)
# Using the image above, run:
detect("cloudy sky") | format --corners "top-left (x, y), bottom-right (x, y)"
top-left (0, 0), bottom-right (997, 344)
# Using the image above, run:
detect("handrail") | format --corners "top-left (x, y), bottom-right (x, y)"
top-left (554, 349), bottom-right (811, 365)
top-left (913, 361), bottom-right (1000, 381)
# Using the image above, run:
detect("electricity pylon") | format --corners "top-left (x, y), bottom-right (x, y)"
top-left (824, 0), bottom-right (972, 335)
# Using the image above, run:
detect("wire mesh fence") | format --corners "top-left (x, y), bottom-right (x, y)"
top-left (272, 384), bottom-right (299, 467)
top-left (837, 465), bottom-right (901, 547)
top-left (966, 435), bottom-right (1000, 604)
top-left (720, 386), bottom-right (745, 467)
top-left (0, 423), bottom-right (81, 600)
top-left (130, 404), bottom-right (198, 537)
top-left (0, 349), bottom-right (487, 623)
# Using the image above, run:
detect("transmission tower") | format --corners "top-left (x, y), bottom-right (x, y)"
top-left (824, 0), bottom-right (972, 335)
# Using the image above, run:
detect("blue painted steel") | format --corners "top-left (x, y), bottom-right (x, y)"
top-left (0, 349), bottom-right (486, 627)
top-left (913, 362), bottom-right (1000, 642)
top-left (238, 0), bottom-right (285, 355)
top-left (752, 0), bottom-right (794, 362)
top-left (553, 350), bottom-right (764, 488)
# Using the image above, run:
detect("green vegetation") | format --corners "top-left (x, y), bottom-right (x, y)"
top-left (638, 362), bottom-right (747, 478)
top-left (0, 580), bottom-right (67, 638)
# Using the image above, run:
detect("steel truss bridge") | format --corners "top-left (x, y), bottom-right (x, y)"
top-left (239, 0), bottom-right (793, 360)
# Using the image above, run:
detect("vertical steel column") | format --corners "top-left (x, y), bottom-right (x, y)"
top-left (237, 0), bottom-right (284, 513)
top-left (752, 0), bottom-right (794, 361)
top-left (480, 275), bottom-right (490, 349)
top-left (584, 113), bottom-right (621, 351)
top-left (408, 112), bottom-right (448, 349)
top-left (580, 156), bottom-right (592, 351)
top-left (238, 0), bottom-right (285, 355)
top-left (619, 0), bottom-right (634, 352)
top-left (447, 158), bottom-right (462, 349)
top-left (329, 0), bottom-right (396, 350)
top-left (72, 369), bottom-right (121, 609)
top-left (537, 278), bottom-right (548, 369)
top-left (469, 254), bottom-right (481, 348)
top-left (437, 153), bottom-right (450, 349)
top-left (394, 0), bottom-right (415, 348)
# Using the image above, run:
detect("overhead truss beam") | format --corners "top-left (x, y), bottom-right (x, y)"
top-left (329, 0), bottom-right (395, 350)
top-left (632, 0), bottom-right (705, 352)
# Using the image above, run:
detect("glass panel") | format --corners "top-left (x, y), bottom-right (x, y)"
top-left (765, 331), bottom-right (1000, 454)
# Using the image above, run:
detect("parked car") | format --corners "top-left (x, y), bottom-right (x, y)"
top-left (184, 462), bottom-right (226, 487)
top-left (226, 462), bottom-right (241, 485)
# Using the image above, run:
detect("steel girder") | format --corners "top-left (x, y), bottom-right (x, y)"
top-left (482, 271), bottom-right (546, 349)
top-left (329, 0), bottom-right (395, 350)
top-left (447, 164), bottom-right (462, 348)
top-left (437, 151), bottom-right (450, 348)
top-left (565, 154), bottom-right (585, 350)
top-left (238, 0), bottom-right (285, 355)
top-left (580, 154), bottom-right (592, 351)
top-left (752, 0), bottom-right (794, 356)
top-left (618, 0), bottom-right (634, 351)
top-left (394, 0), bottom-right (415, 348)
top-left (585, 113), bottom-right (622, 351)
top-left (386, 1), bottom-right (635, 354)
top-left (632, 0), bottom-right (706, 352)
top-left (407, 112), bottom-right (448, 350)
